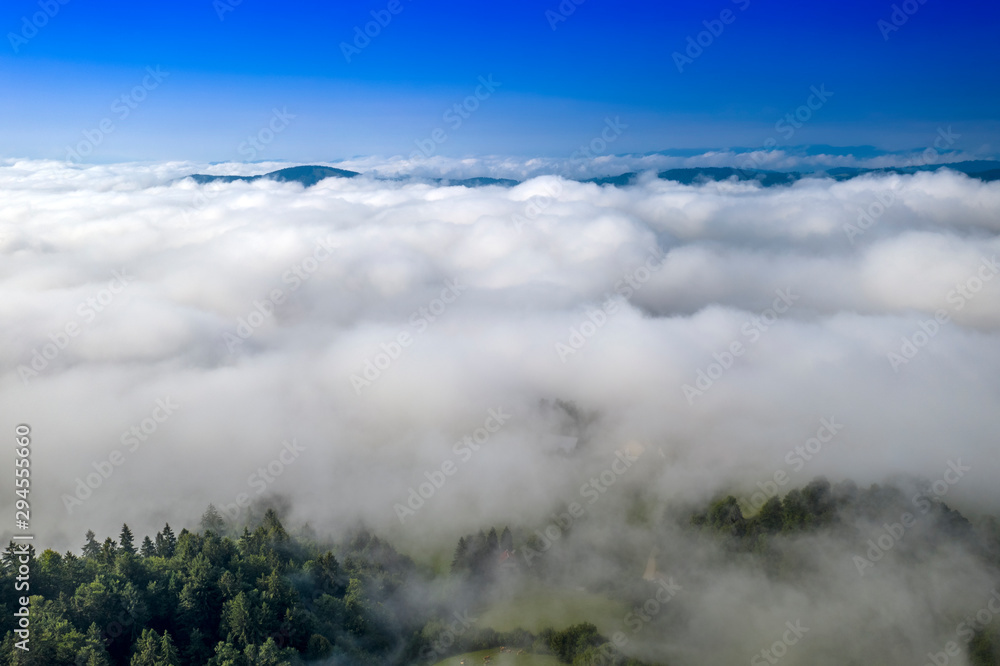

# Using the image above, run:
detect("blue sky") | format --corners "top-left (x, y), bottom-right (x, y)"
top-left (2, 0), bottom-right (998, 162)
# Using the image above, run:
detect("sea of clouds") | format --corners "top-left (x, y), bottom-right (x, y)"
top-left (1, 156), bottom-right (998, 541)
top-left (2, 156), bottom-right (999, 663)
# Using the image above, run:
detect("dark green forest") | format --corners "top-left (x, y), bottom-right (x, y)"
top-left (0, 505), bottom-right (655, 666)
top-left (3, 478), bottom-right (1000, 665)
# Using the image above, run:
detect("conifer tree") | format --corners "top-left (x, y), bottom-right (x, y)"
top-left (82, 529), bottom-right (101, 558)
top-left (119, 524), bottom-right (136, 555)
top-left (200, 504), bottom-right (226, 534)
top-left (500, 526), bottom-right (513, 552)
top-left (155, 523), bottom-right (177, 558)
top-left (140, 535), bottom-right (156, 558)
top-left (451, 536), bottom-right (469, 573)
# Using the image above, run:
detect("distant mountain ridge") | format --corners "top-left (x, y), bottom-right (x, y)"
top-left (187, 165), bottom-right (359, 187)
top-left (183, 166), bottom-right (518, 189)
top-left (588, 161), bottom-right (1000, 187)
top-left (183, 160), bottom-right (1000, 190)
top-left (822, 160), bottom-right (1000, 179)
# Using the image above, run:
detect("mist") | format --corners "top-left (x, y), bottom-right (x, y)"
top-left (2, 157), bottom-right (999, 664)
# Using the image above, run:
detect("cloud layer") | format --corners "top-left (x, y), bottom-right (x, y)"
top-left (2, 157), bottom-right (999, 663)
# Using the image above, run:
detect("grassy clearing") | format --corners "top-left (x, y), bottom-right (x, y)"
top-left (476, 585), bottom-right (626, 635)
top-left (432, 647), bottom-right (562, 666)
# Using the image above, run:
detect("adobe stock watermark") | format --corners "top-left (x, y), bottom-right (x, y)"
top-left (683, 288), bottom-right (799, 405)
top-left (887, 256), bottom-right (998, 372)
top-left (510, 178), bottom-right (563, 235)
top-left (350, 278), bottom-right (467, 394)
top-left (65, 67), bottom-right (169, 163)
top-left (673, 0), bottom-right (751, 74)
top-left (736, 85), bottom-right (833, 178)
top-left (852, 458), bottom-right (970, 576)
top-left (417, 609), bottom-right (478, 664)
top-left (219, 438), bottom-right (307, 522)
top-left (17, 269), bottom-right (135, 384)
top-left (521, 442), bottom-right (646, 566)
top-left (224, 235), bottom-right (336, 354)
top-left (7, 0), bottom-right (70, 54)
top-left (581, 577), bottom-right (682, 665)
top-left (61, 397), bottom-right (182, 514)
top-left (907, 126), bottom-right (961, 168)
top-left (843, 186), bottom-right (899, 246)
top-left (750, 620), bottom-right (810, 665)
top-left (843, 126), bottom-right (959, 245)
top-left (238, 107), bottom-right (295, 160)
top-left (183, 107), bottom-right (296, 221)
top-left (555, 245), bottom-right (666, 363)
top-left (213, 0), bottom-right (243, 21)
top-left (511, 116), bottom-right (629, 235)
top-left (11, 540), bottom-right (30, 652)
top-left (340, 0), bottom-right (408, 63)
top-left (923, 585), bottom-right (1000, 666)
top-left (570, 116), bottom-right (628, 161)
top-left (410, 76), bottom-right (501, 161)
top-left (393, 407), bottom-right (511, 523)
top-left (773, 85), bottom-right (833, 142)
top-left (612, 578), bottom-right (682, 659)
top-left (737, 417), bottom-right (845, 516)
top-left (545, 0), bottom-right (586, 31)
top-left (878, 0), bottom-right (929, 41)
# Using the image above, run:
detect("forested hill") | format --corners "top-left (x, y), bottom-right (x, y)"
top-left (3, 479), bottom-right (999, 665)
top-left (0, 507), bottom-right (657, 666)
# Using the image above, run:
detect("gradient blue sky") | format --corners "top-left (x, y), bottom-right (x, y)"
top-left (2, 0), bottom-right (998, 162)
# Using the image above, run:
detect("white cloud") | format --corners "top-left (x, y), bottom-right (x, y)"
top-left (2, 157), bottom-right (999, 662)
